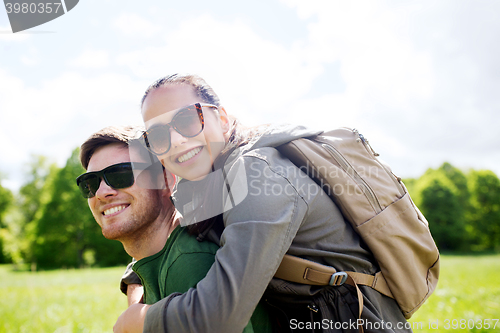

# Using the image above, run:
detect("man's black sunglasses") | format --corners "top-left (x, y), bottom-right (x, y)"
top-left (76, 162), bottom-right (154, 199)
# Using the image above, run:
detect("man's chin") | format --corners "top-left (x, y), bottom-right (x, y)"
top-left (102, 232), bottom-right (121, 241)
top-left (101, 226), bottom-right (126, 241)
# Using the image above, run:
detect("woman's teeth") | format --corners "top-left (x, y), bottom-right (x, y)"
top-left (177, 147), bottom-right (202, 163)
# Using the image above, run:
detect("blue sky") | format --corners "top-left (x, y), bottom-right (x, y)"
top-left (1, 0), bottom-right (499, 191)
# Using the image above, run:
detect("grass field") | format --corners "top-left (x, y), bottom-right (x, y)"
top-left (1, 255), bottom-right (499, 332)
top-left (0, 265), bottom-right (125, 333)
top-left (408, 254), bottom-right (500, 332)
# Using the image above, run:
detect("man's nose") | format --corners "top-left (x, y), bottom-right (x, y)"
top-left (94, 178), bottom-right (118, 199)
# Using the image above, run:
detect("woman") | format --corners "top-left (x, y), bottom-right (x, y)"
top-left (117, 74), bottom-right (410, 333)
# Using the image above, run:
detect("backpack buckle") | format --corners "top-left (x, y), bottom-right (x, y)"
top-left (329, 272), bottom-right (348, 286)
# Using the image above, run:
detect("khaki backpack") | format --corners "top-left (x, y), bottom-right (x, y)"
top-left (275, 127), bottom-right (440, 319)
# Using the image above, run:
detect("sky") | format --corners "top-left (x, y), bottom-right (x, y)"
top-left (0, 0), bottom-right (499, 192)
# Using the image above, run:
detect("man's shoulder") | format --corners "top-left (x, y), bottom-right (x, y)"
top-left (170, 227), bottom-right (219, 256)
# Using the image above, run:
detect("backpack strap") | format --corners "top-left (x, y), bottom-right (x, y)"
top-left (275, 254), bottom-right (395, 332)
top-left (275, 254), bottom-right (393, 298)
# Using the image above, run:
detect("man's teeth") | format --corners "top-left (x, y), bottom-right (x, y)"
top-left (103, 205), bottom-right (127, 216)
top-left (177, 147), bottom-right (202, 163)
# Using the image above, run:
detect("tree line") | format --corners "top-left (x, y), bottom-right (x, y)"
top-left (0, 151), bottom-right (499, 270)
top-left (0, 150), bottom-right (129, 270)
top-left (405, 162), bottom-right (500, 253)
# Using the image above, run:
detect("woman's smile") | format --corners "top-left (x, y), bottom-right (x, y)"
top-left (176, 146), bottom-right (203, 164)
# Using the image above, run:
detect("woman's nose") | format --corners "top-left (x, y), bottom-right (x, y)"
top-left (169, 127), bottom-right (188, 148)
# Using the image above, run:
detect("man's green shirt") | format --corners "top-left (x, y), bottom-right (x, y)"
top-left (133, 226), bottom-right (273, 333)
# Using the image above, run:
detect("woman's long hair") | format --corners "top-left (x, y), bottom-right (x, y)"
top-left (186, 116), bottom-right (271, 240)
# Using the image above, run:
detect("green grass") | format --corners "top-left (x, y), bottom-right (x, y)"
top-left (0, 255), bottom-right (499, 332)
top-left (409, 254), bottom-right (500, 332)
top-left (0, 265), bottom-right (126, 333)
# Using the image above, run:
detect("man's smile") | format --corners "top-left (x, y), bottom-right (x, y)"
top-left (103, 204), bottom-right (129, 216)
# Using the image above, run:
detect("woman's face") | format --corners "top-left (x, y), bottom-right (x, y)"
top-left (141, 84), bottom-right (229, 181)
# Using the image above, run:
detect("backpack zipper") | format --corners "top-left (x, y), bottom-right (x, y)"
top-left (354, 129), bottom-right (405, 197)
top-left (321, 143), bottom-right (382, 213)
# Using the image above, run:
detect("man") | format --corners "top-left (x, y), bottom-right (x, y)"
top-left (77, 126), bottom-right (273, 333)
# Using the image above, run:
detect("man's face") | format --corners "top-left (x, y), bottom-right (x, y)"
top-left (86, 143), bottom-right (168, 241)
top-left (142, 84), bottom-right (229, 181)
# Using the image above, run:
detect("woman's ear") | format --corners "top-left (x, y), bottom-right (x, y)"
top-left (218, 106), bottom-right (230, 134)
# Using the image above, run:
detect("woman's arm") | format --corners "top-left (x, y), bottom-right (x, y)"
top-left (127, 284), bottom-right (144, 306)
top-left (144, 150), bottom-right (309, 332)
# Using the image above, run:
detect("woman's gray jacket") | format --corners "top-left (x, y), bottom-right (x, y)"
top-left (130, 125), bottom-right (410, 332)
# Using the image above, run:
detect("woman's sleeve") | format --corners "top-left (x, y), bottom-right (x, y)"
top-left (144, 150), bottom-right (309, 333)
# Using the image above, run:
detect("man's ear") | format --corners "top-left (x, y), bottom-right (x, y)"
top-left (218, 106), bottom-right (230, 134)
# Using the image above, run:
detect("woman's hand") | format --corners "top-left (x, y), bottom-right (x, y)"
top-left (113, 303), bottom-right (151, 333)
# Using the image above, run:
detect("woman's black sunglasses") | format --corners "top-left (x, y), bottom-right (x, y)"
top-left (76, 162), bottom-right (153, 198)
top-left (142, 103), bottom-right (218, 156)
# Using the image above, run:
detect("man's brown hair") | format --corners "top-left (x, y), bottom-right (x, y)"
top-left (79, 125), bottom-right (143, 170)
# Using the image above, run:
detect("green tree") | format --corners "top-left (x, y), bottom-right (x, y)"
top-left (0, 179), bottom-right (14, 263)
top-left (438, 162), bottom-right (470, 209)
top-left (467, 170), bottom-right (500, 251)
top-left (401, 177), bottom-right (417, 196)
top-left (0, 181), bottom-right (13, 227)
top-left (18, 155), bottom-right (53, 226)
top-left (8, 155), bottom-right (56, 265)
top-left (31, 148), bottom-right (129, 269)
top-left (413, 167), bottom-right (467, 251)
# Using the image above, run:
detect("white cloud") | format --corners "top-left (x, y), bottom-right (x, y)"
top-left (0, 26), bottom-right (30, 41)
top-left (278, 0), bottom-right (500, 178)
top-left (0, 69), bottom-right (32, 187)
top-left (303, 1), bottom-right (434, 105)
top-left (68, 49), bottom-right (110, 68)
top-left (19, 47), bottom-right (40, 66)
top-left (115, 14), bottom-right (324, 127)
top-left (112, 13), bottom-right (160, 38)
top-left (112, 3), bottom-right (500, 177)
top-left (0, 68), bottom-right (147, 191)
